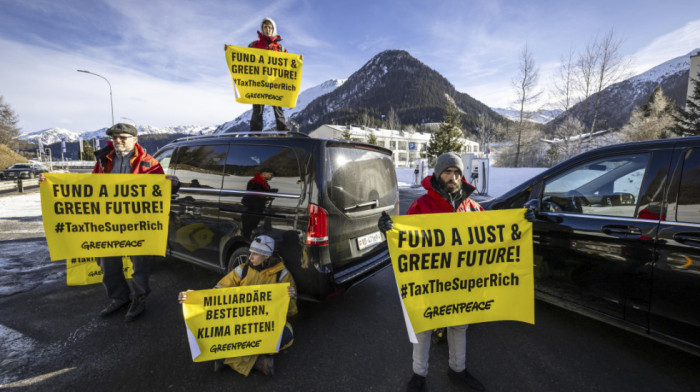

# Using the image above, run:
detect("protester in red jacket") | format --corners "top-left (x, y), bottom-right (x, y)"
top-left (93, 123), bottom-right (164, 323)
top-left (407, 169), bottom-right (483, 214)
top-left (247, 17), bottom-right (292, 132)
top-left (380, 152), bottom-right (486, 392)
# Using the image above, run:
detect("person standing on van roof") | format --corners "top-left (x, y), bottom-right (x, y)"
top-left (178, 235), bottom-right (297, 376)
top-left (93, 123), bottom-right (168, 323)
top-left (247, 17), bottom-right (298, 132)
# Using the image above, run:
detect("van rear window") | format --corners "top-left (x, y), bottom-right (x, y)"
top-left (326, 146), bottom-right (398, 212)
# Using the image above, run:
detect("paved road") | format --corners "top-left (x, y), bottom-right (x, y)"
top-left (1, 187), bottom-right (699, 391)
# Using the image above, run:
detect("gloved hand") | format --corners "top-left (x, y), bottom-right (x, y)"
top-left (524, 199), bottom-right (539, 223)
top-left (378, 211), bottom-right (394, 233)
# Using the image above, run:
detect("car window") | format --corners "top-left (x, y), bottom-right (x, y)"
top-left (171, 144), bottom-right (228, 188)
top-left (222, 145), bottom-right (302, 208)
top-left (154, 147), bottom-right (175, 172)
top-left (677, 148), bottom-right (700, 224)
top-left (542, 153), bottom-right (649, 217)
top-left (326, 146), bottom-right (398, 212)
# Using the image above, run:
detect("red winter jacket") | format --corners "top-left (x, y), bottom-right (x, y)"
top-left (92, 142), bottom-right (164, 174)
top-left (249, 31), bottom-right (288, 53)
top-left (407, 175), bottom-right (483, 215)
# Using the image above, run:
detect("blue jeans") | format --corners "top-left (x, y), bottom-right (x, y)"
top-left (97, 256), bottom-right (151, 302)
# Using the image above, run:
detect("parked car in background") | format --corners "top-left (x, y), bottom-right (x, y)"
top-left (152, 131), bottom-right (399, 301)
top-left (2, 163), bottom-right (49, 180)
top-left (482, 136), bottom-right (700, 356)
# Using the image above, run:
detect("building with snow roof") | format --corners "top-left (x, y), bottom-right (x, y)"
top-left (309, 124), bottom-right (480, 167)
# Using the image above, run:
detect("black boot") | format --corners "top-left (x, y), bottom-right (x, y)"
top-left (407, 373), bottom-right (426, 392)
top-left (125, 295), bottom-right (146, 322)
top-left (253, 355), bottom-right (274, 376)
top-left (100, 299), bottom-right (130, 318)
top-left (448, 368), bottom-right (485, 391)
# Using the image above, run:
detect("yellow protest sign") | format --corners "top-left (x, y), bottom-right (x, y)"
top-left (387, 209), bottom-right (534, 335)
top-left (225, 45), bottom-right (303, 108)
top-left (181, 284), bottom-right (290, 362)
top-left (40, 173), bottom-right (171, 261)
top-left (66, 256), bottom-right (133, 286)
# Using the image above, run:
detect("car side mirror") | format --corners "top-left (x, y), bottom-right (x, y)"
top-left (524, 198), bottom-right (540, 213)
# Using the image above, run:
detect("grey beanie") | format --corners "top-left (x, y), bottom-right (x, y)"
top-left (106, 123), bottom-right (138, 137)
top-left (434, 152), bottom-right (463, 177)
top-left (250, 235), bottom-right (275, 257)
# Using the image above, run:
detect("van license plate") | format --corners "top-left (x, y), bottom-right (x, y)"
top-left (357, 231), bottom-right (383, 250)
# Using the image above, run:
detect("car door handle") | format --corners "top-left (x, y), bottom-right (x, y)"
top-left (673, 233), bottom-right (700, 247)
top-left (602, 225), bottom-right (642, 237)
top-left (184, 205), bottom-right (199, 215)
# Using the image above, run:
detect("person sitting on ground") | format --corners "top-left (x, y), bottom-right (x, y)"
top-left (178, 234), bottom-right (297, 376)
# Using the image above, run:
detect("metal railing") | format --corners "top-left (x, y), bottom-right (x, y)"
top-left (0, 178), bottom-right (39, 193)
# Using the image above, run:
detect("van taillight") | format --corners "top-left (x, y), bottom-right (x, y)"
top-left (306, 204), bottom-right (328, 246)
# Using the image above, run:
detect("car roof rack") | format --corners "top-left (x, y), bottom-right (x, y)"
top-left (172, 131), bottom-right (310, 143)
top-left (226, 131), bottom-right (310, 138)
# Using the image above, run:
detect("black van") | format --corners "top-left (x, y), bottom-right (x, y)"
top-left (152, 132), bottom-right (399, 300)
top-left (481, 136), bottom-right (700, 356)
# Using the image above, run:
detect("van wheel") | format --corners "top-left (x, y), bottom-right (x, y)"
top-left (227, 247), bottom-right (249, 272)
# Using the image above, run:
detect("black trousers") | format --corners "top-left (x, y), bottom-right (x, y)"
top-left (98, 256), bottom-right (151, 302)
top-left (250, 104), bottom-right (290, 131)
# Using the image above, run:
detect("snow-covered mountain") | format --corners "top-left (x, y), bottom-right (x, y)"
top-left (492, 108), bottom-right (563, 124)
top-left (21, 124), bottom-right (219, 145)
top-left (19, 48), bottom-right (699, 145)
top-left (277, 50), bottom-right (504, 134)
top-left (550, 48), bottom-right (700, 130)
top-left (214, 78), bottom-right (346, 133)
top-left (20, 79), bottom-right (346, 144)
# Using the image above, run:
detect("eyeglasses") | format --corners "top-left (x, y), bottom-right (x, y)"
top-left (111, 135), bottom-right (134, 142)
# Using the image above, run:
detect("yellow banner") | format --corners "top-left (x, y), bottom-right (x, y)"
top-left (225, 45), bottom-right (303, 108)
top-left (182, 284), bottom-right (290, 362)
top-left (40, 173), bottom-right (171, 261)
top-left (387, 209), bottom-right (534, 335)
top-left (66, 256), bottom-right (133, 286)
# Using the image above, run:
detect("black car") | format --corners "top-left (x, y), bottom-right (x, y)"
top-left (152, 132), bottom-right (399, 301)
top-left (482, 136), bottom-right (700, 356)
top-left (2, 163), bottom-right (49, 180)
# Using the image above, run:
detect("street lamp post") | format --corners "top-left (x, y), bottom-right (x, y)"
top-left (45, 148), bottom-right (53, 171)
top-left (77, 69), bottom-right (114, 125)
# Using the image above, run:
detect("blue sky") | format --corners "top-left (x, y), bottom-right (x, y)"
top-left (2, 0), bottom-right (700, 133)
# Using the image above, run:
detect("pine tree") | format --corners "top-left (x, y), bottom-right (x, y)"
top-left (0, 96), bottom-right (21, 146)
top-left (670, 77), bottom-right (700, 136)
top-left (81, 139), bottom-right (96, 161)
top-left (366, 132), bottom-right (378, 145)
top-left (426, 103), bottom-right (463, 159)
top-left (341, 126), bottom-right (352, 140)
top-left (621, 87), bottom-right (675, 142)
